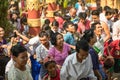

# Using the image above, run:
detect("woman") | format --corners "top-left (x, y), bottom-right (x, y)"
top-left (0, 27), bottom-right (9, 79)
top-left (48, 33), bottom-right (71, 68)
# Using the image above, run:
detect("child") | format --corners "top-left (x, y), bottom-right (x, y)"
top-left (43, 60), bottom-right (60, 80)
top-left (64, 21), bottom-right (76, 53)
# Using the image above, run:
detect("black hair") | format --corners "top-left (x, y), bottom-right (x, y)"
top-left (97, 7), bottom-right (103, 13)
top-left (51, 32), bottom-right (63, 46)
top-left (91, 22), bottom-right (101, 30)
top-left (91, 10), bottom-right (100, 16)
top-left (44, 60), bottom-right (56, 68)
top-left (81, 29), bottom-right (94, 43)
top-left (105, 9), bottom-right (113, 16)
top-left (21, 16), bottom-right (27, 25)
top-left (11, 44), bottom-right (27, 57)
top-left (44, 19), bottom-right (50, 25)
top-left (76, 40), bottom-right (89, 53)
top-left (103, 6), bottom-right (111, 11)
top-left (51, 20), bottom-right (59, 27)
top-left (39, 31), bottom-right (49, 37)
top-left (78, 12), bottom-right (87, 19)
top-left (42, 24), bottom-right (51, 31)
top-left (54, 11), bottom-right (61, 17)
top-left (74, 24), bottom-right (78, 31)
top-left (63, 21), bottom-right (74, 30)
top-left (63, 15), bottom-right (71, 21)
top-left (113, 8), bottom-right (118, 14)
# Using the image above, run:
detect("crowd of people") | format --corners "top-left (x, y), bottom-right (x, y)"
top-left (0, 0), bottom-right (120, 80)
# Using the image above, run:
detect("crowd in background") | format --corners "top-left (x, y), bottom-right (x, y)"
top-left (0, 0), bottom-right (120, 80)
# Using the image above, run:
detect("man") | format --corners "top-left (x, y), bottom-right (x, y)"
top-left (60, 40), bottom-right (97, 80)
top-left (91, 10), bottom-right (110, 42)
top-left (36, 31), bottom-right (53, 79)
top-left (66, 7), bottom-right (78, 24)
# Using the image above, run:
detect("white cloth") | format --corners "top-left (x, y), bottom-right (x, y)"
top-left (112, 20), bottom-right (120, 40)
top-left (100, 13), bottom-right (106, 23)
top-left (25, 36), bottom-right (40, 55)
top-left (8, 65), bottom-right (33, 80)
top-left (60, 53), bottom-right (97, 80)
top-left (5, 58), bottom-right (14, 73)
top-left (36, 42), bottom-right (53, 62)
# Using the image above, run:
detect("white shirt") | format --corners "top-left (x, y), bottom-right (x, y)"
top-left (112, 20), bottom-right (120, 40)
top-left (36, 42), bottom-right (53, 62)
top-left (100, 13), bottom-right (106, 23)
top-left (25, 36), bottom-right (40, 55)
top-left (8, 65), bottom-right (33, 80)
top-left (60, 53), bottom-right (97, 80)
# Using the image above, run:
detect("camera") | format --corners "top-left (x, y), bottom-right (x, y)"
top-left (13, 32), bottom-right (17, 37)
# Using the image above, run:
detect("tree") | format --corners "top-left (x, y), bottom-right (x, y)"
top-left (0, 0), bottom-right (14, 38)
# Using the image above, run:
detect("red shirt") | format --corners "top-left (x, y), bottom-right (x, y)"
top-left (77, 19), bottom-right (90, 33)
top-left (43, 69), bottom-right (60, 80)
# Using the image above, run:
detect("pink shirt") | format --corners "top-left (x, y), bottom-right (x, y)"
top-left (55, 17), bottom-right (64, 29)
top-left (48, 43), bottom-right (70, 66)
top-left (77, 20), bottom-right (90, 33)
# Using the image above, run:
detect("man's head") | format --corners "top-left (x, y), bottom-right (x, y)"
top-left (11, 44), bottom-right (28, 66)
top-left (64, 21), bottom-right (75, 33)
top-left (105, 9), bottom-right (113, 20)
top-left (78, 12), bottom-right (87, 23)
top-left (91, 22), bottom-right (102, 36)
top-left (51, 20), bottom-right (59, 32)
top-left (39, 31), bottom-right (49, 45)
top-left (69, 7), bottom-right (77, 18)
top-left (91, 10), bottom-right (100, 22)
top-left (76, 40), bottom-right (89, 61)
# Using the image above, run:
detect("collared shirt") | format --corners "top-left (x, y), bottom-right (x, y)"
top-left (36, 42), bottom-right (53, 78)
top-left (36, 42), bottom-right (53, 62)
top-left (60, 53), bottom-right (97, 80)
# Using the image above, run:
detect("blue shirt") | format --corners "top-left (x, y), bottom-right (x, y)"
top-left (64, 32), bottom-right (75, 46)
top-left (89, 47), bottom-right (99, 70)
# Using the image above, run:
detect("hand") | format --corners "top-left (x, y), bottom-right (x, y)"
top-left (13, 30), bottom-right (20, 36)
top-left (1, 45), bottom-right (7, 48)
top-left (57, 65), bottom-right (62, 69)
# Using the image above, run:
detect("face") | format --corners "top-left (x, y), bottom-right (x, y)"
top-left (80, 18), bottom-right (85, 23)
top-left (14, 51), bottom-right (28, 67)
top-left (12, 13), bottom-right (17, 20)
top-left (67, 24), bottom-right (75, 33)
top-left (47, 62), bottom-right (56, 76)
top-left (0, 27), bottom-right (4, 38)
top-left (92, 15), bottom-right (99, 22)
top-left (70, 9), bottom-right (76, 17)
top-left (94, 24), bottom-right (102, 36)
top-left (56, 34), bottom-right (64, 46)
top-left (51, 26), bottom-right (58, 32)
top-left (106, 14), bottom-right (113, 20)
top-left (77, 49), bottom-right (88, 61)
top-left (40, 36), bottom-right (49, 46)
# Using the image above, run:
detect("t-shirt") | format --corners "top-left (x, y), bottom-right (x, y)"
top-left (8, 65), bottom-right (33, 80)
top-left (48, 43), bottom-right (70, 66)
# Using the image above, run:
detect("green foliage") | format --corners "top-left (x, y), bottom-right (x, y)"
top-left (0, 0), bottom-right (14, 37)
